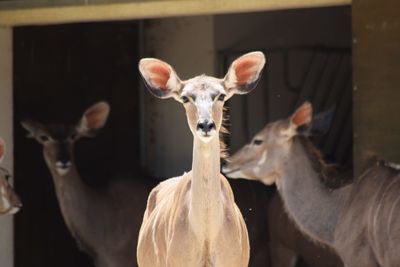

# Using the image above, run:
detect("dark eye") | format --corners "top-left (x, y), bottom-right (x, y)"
top-left (181, 96), bottom-right (189, 103)
top-left (70, 133), bottom-right (78, 140)
top-left (253, 139), bottom-right (263, 145)
top-left (39, 135), bottom-right (49, 142)
top-left (5, 174), bottom-right (12, 182)
top-left (218, 94), bottom-right (226, 101)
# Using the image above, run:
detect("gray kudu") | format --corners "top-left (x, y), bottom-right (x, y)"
top-left (22, 102), bottom-right (149, 267)
top-left (268, 193), bottom-right (343, 267)
top-left (0, 138), bottom-right (22, 215)
top-left (224, 102), bottom-right (400, 267)
top-left (231, 106), bottom-right (343, 267)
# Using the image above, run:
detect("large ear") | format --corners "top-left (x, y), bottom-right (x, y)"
top-left (224, 51), bottom-right (266, 97)
top-left (281, 102), bottom-right (313, 138)
top-left (291, 102), bottom-right (312, 128)
top-left (138, 58), bottom-right (182, 100)
top-left (21, 120), bottom-right (42, 138)
top-left (0, 138), bottom-right (5, 163)
top-left (77, 101), bottom-right (110, 137)
top-left (312, 105), bottom-right (335, 135)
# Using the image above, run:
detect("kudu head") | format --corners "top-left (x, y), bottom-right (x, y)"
top-left (21, 102), bottom-right (110, 177)
top-left (223, 102), bottom-right (313, 185)
top-left (0, 138), bottom-right (22, 214)
top-left (139, 52), bottom-right (266, 143)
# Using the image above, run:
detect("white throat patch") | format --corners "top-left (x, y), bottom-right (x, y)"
top-left (56, 167), bottom-right (69, 176)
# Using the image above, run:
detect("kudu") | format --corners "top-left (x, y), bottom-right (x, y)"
top-left (22, 102), bottom-right (149, 267)
top-left (0, 138), bottom-right (22, 215)
top-left (137, 52), bottom-right (266, 267)
top-left (268, 193), bottom-right (343, 267)
top-left (224, 102), bottom-right (400, 267)
top-left (225, 106), bottom-right (343, 267)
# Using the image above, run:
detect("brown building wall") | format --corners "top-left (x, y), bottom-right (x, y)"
top-left (353, 0), bottom-right (400, 174)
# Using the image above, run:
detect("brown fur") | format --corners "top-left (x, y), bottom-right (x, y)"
top-left (219, 107), bottom-right (229, 160)
top-left (22, 103), bottom-right (151, 267)
top-left (299, 137), bottom-right (350, 188)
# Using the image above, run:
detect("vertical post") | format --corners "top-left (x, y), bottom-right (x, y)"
top-left (0, 27), bottom-right (14, 267)
top-left (353, 0), bottom-right (400, 175)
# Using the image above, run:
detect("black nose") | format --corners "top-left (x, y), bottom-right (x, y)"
top-left (197, 120), bottom-right (216, 133)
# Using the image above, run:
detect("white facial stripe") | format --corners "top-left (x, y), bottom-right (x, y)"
top-left (1, 195), bottom-right (10, 210)
top-left (196, 95), bottom-right (213, 121)
top-left (257, 151), bottom-right (267, 166)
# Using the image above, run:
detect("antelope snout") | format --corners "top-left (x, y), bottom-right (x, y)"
top-left (55, 160), bottom-right (72, 176)
top-left (196, 120), bottom-right (216, 136)
top-left (10, 200), bottom-right (22, 214)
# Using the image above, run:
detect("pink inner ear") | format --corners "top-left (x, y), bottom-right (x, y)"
top-left (292, 103), bottom-right (312, 127)
top-left (85, 105), bottom-right (108, 129)
top-left (146, 62), bottom-right (171, 91)
top-left (234, 57), bottom-right (260, 86)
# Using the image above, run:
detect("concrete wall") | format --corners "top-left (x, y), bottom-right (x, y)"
top-left (215, 7), bottom-right (352, 158)
top-left (142, 16), bottom-right (216, 178)
top-left (0, 27), bottom-right (14, 267)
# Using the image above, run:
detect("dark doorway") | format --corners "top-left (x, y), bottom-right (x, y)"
top-left (13, 22), bottom-right (141, 267)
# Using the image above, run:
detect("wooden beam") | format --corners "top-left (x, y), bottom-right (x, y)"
top-left (0, 0), bottom-right (350, 26)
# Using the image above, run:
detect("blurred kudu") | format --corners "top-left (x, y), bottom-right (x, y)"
top-left (224, 104), bottom-right (343, 267)
top-left (22, 102), bottom-right (150, 267)
top-left (224, 102), bottom-right (400, 267)
top-left (0, 138), bottom-right (22, 215)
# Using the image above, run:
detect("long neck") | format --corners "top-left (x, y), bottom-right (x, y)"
top-left (190, 136), bottom-right (223, 234)
top-left (45, 154), bottom-right (100, 245)
top-left (278, 137), bottom-right (350, 245)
